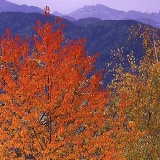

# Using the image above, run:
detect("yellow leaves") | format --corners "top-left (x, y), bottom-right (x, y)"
top-left (108, 24), bottom-right (160, 159)
top-left (57, 135), bottom-right (65, 141)
top-left (33, 58), bottom-right (42, 65)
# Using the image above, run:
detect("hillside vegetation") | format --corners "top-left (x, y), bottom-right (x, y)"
top-left (0, 12), bottom-right (149, 71)
top-left (0, 12), bottom-right (159, 159)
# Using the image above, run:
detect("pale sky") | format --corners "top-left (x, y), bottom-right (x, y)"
top-left (7, 0), bottom-right (160, 14)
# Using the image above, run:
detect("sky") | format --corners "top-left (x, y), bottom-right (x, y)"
top-left (7, 0), bottom-right (160, 14)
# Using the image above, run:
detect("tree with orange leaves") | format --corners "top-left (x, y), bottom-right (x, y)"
top-left (0, 18), bottom-right (127, 159)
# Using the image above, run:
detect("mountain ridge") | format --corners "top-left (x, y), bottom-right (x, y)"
top-left (65, 4), bottom-right (160, 28)
top-left (0, 1), bottom-right (159, 28)
top-left (0, 12), bottom-right (148, 67)
top-left (0, 0), bottom-right (43, 13)
top-left (0, 11), bottom-right (159, 84)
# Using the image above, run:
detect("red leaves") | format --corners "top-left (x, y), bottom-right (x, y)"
top-left (0, 19), bottom-right (118, 159)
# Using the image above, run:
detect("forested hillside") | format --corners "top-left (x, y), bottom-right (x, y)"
top-left (0, 12), bottom-right (150, 70)
top-left (0, 9), bottom-right (160, 159)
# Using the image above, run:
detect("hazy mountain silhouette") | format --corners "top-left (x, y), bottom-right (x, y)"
top-left (0, 0), bottom-right (43, 13)
top-left (67, 4), bottom-right (160, 28)
top-left (1, 1), bottom-right (159, 27)
top-left (52, 11), bottom-right (63, 17)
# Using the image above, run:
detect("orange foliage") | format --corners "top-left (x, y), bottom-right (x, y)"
top-left (0, 19), bottom-right (139, 159)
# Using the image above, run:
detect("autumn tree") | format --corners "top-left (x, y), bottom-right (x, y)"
top-left (0, 18), bottom-right (129, 159)
top-left (107, 24), bottom-right (160, 159)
